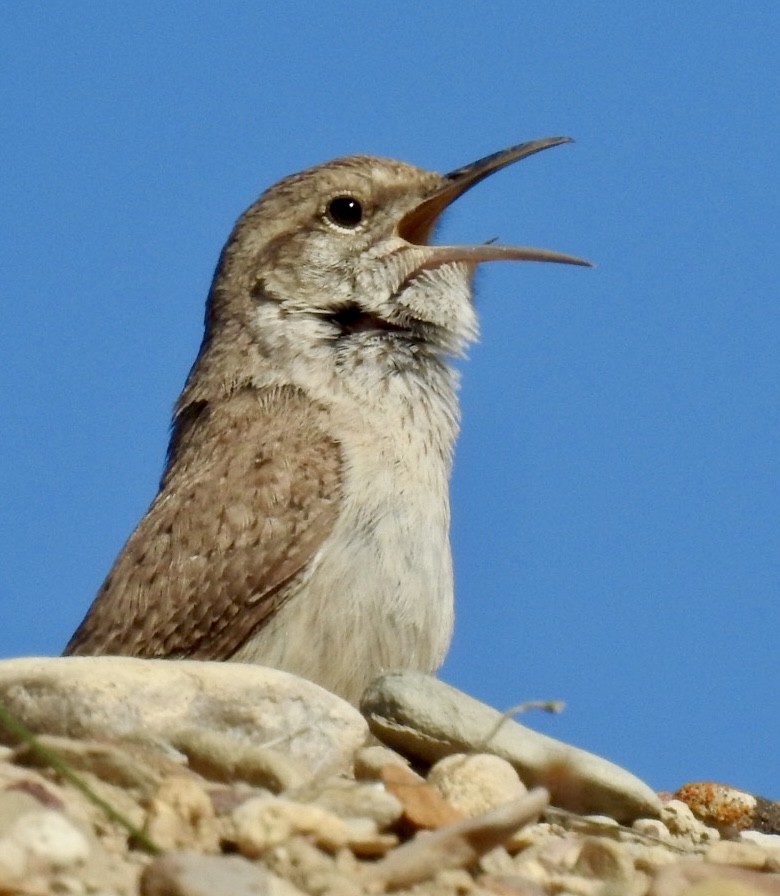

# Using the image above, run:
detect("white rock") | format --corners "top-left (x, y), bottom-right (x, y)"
top-left (741, 829), bottom-right (780, 849)
top-left (11, 810), bottom-right (90, 869)
top-left (232, 795), bottom-right (350, 855)
top-left (0, 657), bottom-right (367, 779)
top-left (427, 753), bottom-right (526, 816)
top-left (361, 672), bottom-right (661, 823)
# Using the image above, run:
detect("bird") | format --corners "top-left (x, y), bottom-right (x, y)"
top-left (64, 137), bottom-right (590, 703)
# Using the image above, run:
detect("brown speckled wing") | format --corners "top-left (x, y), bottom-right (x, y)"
top-left (64, 385), bottom-right (342, 659)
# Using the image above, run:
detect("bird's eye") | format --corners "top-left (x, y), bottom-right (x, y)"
top-left (326, 195), bottom-right (364, 229)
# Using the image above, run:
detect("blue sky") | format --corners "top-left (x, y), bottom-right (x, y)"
top-left (2, 5), bottom-right (778, 797)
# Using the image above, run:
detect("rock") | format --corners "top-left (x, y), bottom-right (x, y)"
top-left (427, 753), bottom-right (527, 816)
top-left (172, 728), bottom-right (310, 791)
top-left (353, 744), bottom-right (410, 780)
top-left (742, 830), bottom-right (780, 853)
top-left (648, 859), bottom-right (780, 895)
top-left (143, 776), bottom-right (220, 853)
top-left (660, 799), bottom-right (720, 844)
top-left (0, 657), bottom-right (367, 779)
top-left (632, 817), bottom-right (672, 841)
top-left (263, 835), bottom-right (365, 896)
top-left (369, 786), bottom-right (549, 889)
top-left (300, 778), bottom-right (403, 829)
top-left (13, 734), bottom-right (178, 796)
top-left (361, 672), bottom-right (661, 822)
top-left (676, 782), bottom-right (780, 835)
top-left (572, 837), bottom-right (634, 886)
top-left (381, 763), bottom-right (464, 829)
top-left (141, 850), bottom-right (306, 896)
top-left (706, 840), bottom-right (769, 870)
top-left (232, 795), bottom-right (350, 855)
top-left (5, 808), bottom-right (90, 870)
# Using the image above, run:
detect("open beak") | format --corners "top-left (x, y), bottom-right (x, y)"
top-left (398, 136), bottom-right (592, 270)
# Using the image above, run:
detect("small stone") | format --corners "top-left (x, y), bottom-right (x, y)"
top-left (581, 814), bottom-right (620, 828)
top-left (381, 762), bottom-right (463, 829)
top-left (648, 858), bottom-right (780, 896)
top-left (361, 672), bottom-right (661, 822)
top-left (12, 735), bottom-right (175, 796)
top-left (140, 850), bottom-right (307, 896)
top-left (369, 787), bottom-right (549, 889)
top-left (633, 845), bottom-right (679, 873)
top-left (676, 782), bottom-right (759, 834)
top-left (479, 845), bottom-right (515, 875)
top-left (480, 874), bottom-right (546, 896)
top-left (10, 810), bottom-right (90, 869)
top-left (427, 753), bottom-right (527, 817)
top-left (264, 836), bottom-right (365, 896)
top-left (144, 776), bottom-right (220, 853)
top-left (706, 839), bottom-right (768, 870)
top-left (661, 799), bottom-right (720, 844)
top-left (232, 795), bottom-right (350, 855)
top-left (353, 744), bottom-right (410, 779)
top-left (741, 830), bottom-right (780, 851)
top-left (573, 836), bottom-right (634, 885)
top-left (632, 817), bottom-right (671, 840)
top-left (303, 778), bottom-right (403, 829)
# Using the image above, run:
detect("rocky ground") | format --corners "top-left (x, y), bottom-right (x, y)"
top-left (0, 657), bottom-right (777, 896)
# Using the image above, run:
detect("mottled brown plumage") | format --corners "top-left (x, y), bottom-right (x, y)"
top-left (65, 386), bottom-right (341, 658)
top-left (65, 139), bottom-right (589, 702)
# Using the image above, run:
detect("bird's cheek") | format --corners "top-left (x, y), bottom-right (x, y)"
top-left (396, 264), bottom-right (476, 331)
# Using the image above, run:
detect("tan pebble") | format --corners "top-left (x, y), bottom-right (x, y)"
top-left (544, 871), bottom-right (603, 895)
top-left (265, 837), bottom-right (364, 896)
top-left (381, 763), bottom-right (463, 829)
top-left (306, 778), bottom-right (403, 829)
top-left (436, 867), bottom-right (477, 890)
top-left (479, 845), bottom-right (516, 875)
top-left (660, 799), bottom-right (720, 842)
top-left (427, 753), bottom-right (527, 817)
top-left (353, 744), bottom-right (409, 779)
top-left (233, 796), bottom-right (349, 855)
top-left (632, 844), bottom-right (679, 872)
top-left (144, 775), bottom-right (219, 852)
top-left (581, 814), bottom-right (620, 828)
top-left (706, 840), bottom-right (768, 870)
top-left (573, 836), bottom-right (634, 884)
top-left (346, 831), bottom-right (398, 857)
top-left (632, 818), bottom-right (671, 840)
top-left (649, 858), bottom-right (779, 896)
top-left (479, 873), bottom-right (547, 895)
top-left (370, 788), bottom-right (549, 890)
top-left (682, 884), bottom-right (768, 896)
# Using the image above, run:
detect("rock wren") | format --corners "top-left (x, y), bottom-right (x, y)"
top-left (64, 137), bottom-right (590, 702)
